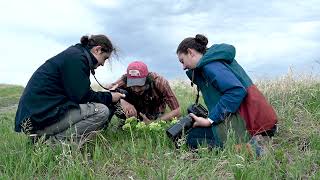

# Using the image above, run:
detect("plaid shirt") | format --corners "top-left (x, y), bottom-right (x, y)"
top-left (112, 72), bottom-right (180, 120)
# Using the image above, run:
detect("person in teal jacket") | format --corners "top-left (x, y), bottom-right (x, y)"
top-left (176, 34), bottom-right (277, 152)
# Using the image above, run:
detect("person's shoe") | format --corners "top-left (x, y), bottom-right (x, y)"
top-left (249, 135), bottom-right (270, 157)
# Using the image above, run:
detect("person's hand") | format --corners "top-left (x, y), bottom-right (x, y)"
top-left (111, 92), bottom-right (125, 102)
top-left (139, 112), bottom-right (151, 124)
top-left (120, 99), bottom-right (137, 117)
top-left (189, 113), bottom-right (211, 127)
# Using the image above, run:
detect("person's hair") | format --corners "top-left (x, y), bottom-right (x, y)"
top-left (80, 34), bottom-right (116, 55)
top-left (176, 34), bottom-right (208, 54)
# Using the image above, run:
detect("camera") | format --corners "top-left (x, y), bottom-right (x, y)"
top-left (166, 103), bottom-right (208, 141)
top-left (111, 88), bottom-right (129, 98)
top-left (108, 88), bottom-right (129, 120)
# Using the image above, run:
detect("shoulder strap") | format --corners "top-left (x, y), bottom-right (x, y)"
top-left (190, 70), bottom-right (200, 104)
top-left (195, 86), bottom-right (200, 104)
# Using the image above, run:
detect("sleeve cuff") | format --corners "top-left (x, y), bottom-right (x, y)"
top-left (106, 92), bottom-right (113, 105)
top-left (207, 118), bottom-right (214, 124)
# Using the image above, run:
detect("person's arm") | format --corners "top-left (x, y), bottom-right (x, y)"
top-left (106, 75), bottom-right (140, 117)
top-left (202, 61), bottom-right (247, 124)
top-left (120, 99), bottom-right (137, 117)
top-left (158, 108), bottom-right (181, 121)
top-left (154, 76), bottom-right (181, 121)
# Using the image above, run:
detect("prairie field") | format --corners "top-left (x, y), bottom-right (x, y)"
top-left (0, 73), bottom-right (319, 179)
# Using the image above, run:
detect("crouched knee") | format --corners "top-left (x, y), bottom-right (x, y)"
top-left (93, 103), bottom-right (111, 121)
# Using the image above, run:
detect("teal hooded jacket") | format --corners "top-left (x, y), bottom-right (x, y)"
top-left (186, 43), bottom-right (277, 135)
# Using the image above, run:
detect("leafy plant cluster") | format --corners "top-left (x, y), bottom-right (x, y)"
top-left (121, 116), bottom-right (179, 133)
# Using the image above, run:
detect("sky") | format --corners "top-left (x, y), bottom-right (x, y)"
top-left (1, 0), bottom-right (320, 86)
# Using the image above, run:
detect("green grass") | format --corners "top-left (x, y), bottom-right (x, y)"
top-left (0, 75), bottom-right (320, 179)
top-left (0, 84), bottom-right (23, 111)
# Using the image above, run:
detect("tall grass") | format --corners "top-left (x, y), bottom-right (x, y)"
top-left (0, 73), bottom-right (319, 179)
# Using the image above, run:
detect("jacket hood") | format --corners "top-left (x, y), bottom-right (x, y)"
top-left (196, 43), bottom-right (236, 68)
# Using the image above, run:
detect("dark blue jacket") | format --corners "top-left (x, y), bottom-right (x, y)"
top-left (201, 61), bottom-right (247, 121)
top-left (15, 44), bottom-right (112, 132)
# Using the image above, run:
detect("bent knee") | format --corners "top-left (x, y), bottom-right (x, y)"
top-left (79, 102), bottom-right (111, 124)
top-left (93, 103), bottom-right (110, 119)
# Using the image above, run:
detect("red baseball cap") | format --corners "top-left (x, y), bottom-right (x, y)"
top-left (126, 61), bottom-right (149, 87)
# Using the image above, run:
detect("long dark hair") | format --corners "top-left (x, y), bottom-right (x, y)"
top-left (80, 34), bottom-right (116, 55)
top-left (176, 34), bottom-right (208, 54)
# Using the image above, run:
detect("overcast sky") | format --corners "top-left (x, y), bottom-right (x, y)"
top-left (1, 0), bottom-right (320, 86)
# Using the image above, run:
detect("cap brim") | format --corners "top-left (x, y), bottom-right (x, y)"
top-left (127, 77), bottom-right (146, 87)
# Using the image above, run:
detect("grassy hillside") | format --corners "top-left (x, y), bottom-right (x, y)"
top-left (0, 84), bottom-right (24, 112)
top-left (0, 75), bottom-right (319, 179)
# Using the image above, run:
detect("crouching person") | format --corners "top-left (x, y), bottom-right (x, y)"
top-left (15, 34), bottom-right (125, 146)
top-left (107, 61), bottom-right (181, 124)
top-left (176, 34), bottom-right (277, 155)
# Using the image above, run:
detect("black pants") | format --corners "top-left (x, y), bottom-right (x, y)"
top-left (186, 124), bottom-right (277, 149)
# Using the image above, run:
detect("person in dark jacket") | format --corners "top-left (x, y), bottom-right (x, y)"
top-left (176, 34), bottom-right (277, 155)
top-left (15, 34), bottom-right (125, 144)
